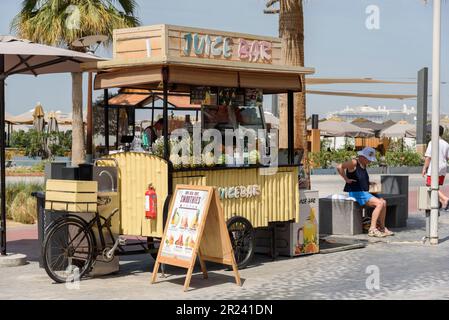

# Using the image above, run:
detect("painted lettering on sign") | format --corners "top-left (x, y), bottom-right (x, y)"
top-left (218, 185), bottom-right (261, 199)
top-left (238, 39), bottom-right (272, 62)
top-left (182, 33), bottom-right (272, 63)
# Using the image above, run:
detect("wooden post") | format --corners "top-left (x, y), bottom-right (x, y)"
top-left (86, 72), bottom-right (93, 162)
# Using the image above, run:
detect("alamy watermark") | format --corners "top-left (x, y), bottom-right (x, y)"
top-left (365, 265), bottom-right (381, 290)
top-left (162, 126), bottom-right (279, 175)
top-left (366, 5), bottom-right (380, 30)
top-left (65, 5), bottom-right (81, 31)
top-left (65, 264), bottom-right (81, 290)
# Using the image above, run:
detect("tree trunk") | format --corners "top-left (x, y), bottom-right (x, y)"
top-left (71, 72), bottom-right (86, 166)
top-left (278, 0), bottom-right (309, 185)
top-left (279, 0), bottom-right (306, 148)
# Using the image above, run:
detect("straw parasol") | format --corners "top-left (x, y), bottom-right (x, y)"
top-left (308, 117), bottom-right (375, 137)
top-left (380, 120), bottom-right (415, 138)
top-left (32, 102), bottom-right (45, 132)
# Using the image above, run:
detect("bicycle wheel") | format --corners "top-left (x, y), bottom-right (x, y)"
top-left (42, 218), bottom-right (95, 283)
top-left (227, 216), bottom-right (255, 269)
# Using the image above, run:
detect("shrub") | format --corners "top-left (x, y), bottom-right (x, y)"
top-left (309, 149), bottom-right (423, 168)
top-left (10, 191), bottom-right (37, 224)
top-left (6, 182), bottom-right (44, 222)
top-left (309, 150), bottom-right (357, 168)
top-left (385, 151), bottom-right (423, 167)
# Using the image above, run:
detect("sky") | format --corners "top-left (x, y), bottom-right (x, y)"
top-left (0, 0), bottom-right (448, 117)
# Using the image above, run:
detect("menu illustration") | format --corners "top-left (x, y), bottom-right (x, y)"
top-left (161, 189), bottom-right (209, 261)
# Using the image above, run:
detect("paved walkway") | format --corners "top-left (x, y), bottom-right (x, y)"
top-left (2, 174), bottom-right (449, 299)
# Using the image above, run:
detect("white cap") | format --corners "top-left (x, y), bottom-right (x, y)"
top-left (357, 147), bottom-right (376, 162)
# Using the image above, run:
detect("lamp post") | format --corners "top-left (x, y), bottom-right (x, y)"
top-left (430, 0), bottom-right (441, 245)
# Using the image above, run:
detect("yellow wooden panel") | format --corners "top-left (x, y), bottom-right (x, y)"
top-left (107, 153), bottom-right (168, 237)
top-left (46, 179), bottom-right (97, 193)
top-left (45, 202), bottom-right (97, 213)
top-left (172, 166), bottom-right (298, 228)
top-left (45, 191), bottom-right (97, 203)
top-left (97, 191), bottom-right (120, 235)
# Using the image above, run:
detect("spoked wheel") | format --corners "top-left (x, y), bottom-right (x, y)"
top-left (227, 216), bottom-right (255, 269)
top-left (42, 218), bottom-right (95, 283)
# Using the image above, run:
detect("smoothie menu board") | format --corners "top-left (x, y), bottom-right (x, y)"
top-left (161, 189), bottom-right (210, 261)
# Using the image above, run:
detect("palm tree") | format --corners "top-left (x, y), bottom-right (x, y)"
top-left (11, 0), bottom-right (140, 165)
top-left (265, 0), bottom-right (308, 175)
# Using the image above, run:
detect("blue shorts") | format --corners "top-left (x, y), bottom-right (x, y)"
top-left (348, 191), bottom-right (374, 206)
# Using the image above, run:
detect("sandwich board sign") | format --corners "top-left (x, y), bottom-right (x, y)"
top-left (151, 184), bottom-right (241, 291)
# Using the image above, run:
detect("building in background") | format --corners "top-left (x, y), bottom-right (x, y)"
top-left (328, 104), bottom-right (419, 124)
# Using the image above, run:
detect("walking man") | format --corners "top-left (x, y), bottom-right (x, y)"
top-left (421, 125), bottom-right (449, 210)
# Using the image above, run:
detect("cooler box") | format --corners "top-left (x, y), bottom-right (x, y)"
top-left (254, 190), bottom-right (319, 257)
top-left (45, 180), bottom-right (98, 212)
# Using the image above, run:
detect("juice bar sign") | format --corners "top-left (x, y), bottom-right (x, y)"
top-left (182, 33), bottom-right (272, 63)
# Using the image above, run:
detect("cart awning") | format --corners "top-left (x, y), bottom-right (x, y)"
top-left (90, 64), bottom-right (313, 93)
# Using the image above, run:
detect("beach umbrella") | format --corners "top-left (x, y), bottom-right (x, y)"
top-left (379, 120), bottom-right (415, 138)
top-left (47, 111), bottom-right (59, 133)
top-left (32, 103), bottom-right (45, 132)
top-left (308, 117), bottom-right (374, 137)
top-left (0, 35), bottom-right (103, 256)
top-left (46, 112), bottom-right (59, 156)
top-left (351, 118), bottom-right (385, 132)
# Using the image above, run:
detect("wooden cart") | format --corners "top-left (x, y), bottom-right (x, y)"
top-left (84, 24), bottom-right (315, 268)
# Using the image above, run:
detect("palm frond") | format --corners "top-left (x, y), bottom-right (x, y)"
top-left (11, 0), bottom-right (140, 47)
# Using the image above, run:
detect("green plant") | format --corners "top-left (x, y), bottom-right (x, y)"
top-left (309, 149), bottom-right (357, 168)
top-left (10, 130), bottom-right (72, 159)
top-left (6, 182), bottom-right (44, 221)
top-left (10, 191), bottom-right (37, 224)
top-left (385, 151), bottom-right (424, 167)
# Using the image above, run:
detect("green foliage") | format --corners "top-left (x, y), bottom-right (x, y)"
top-left (11, 0), bottom-right (140, 47)
top-left (10, 130), bottom-right (71, 158)
top-left (309, 150), bottom-right (357, 169)
top-left (385, 150), bottom-right (424, 167)
top-left (47, 131), bottom-right (72, 157)
top-left (310, 149), bottom-right (424, 168)
top-left (6, 182), bottom-right (44, 221)
top-left (10, 192), bottom-right (37, 224)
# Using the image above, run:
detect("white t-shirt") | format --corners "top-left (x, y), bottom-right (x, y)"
top-left (425, 138), bottom-right (449, 176)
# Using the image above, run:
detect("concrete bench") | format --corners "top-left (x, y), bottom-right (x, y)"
top-left (365, 193), bottom-right (408, 228)
top-left (319, 198), bottom-right (364, 236)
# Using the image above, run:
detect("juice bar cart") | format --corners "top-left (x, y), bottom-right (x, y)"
top-left (80, 24), bottom-right (316, 269)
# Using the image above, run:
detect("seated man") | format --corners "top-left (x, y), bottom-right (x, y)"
top-left (336, 147), bottom-right (394, 238)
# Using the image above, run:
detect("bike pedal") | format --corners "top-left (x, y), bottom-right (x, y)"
top-left (118, 237), bottom-right (126, 246)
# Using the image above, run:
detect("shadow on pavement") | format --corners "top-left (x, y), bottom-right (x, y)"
top-left (152, 272), bottom-right (245, 292)
top-left (6, 239), bottom-right (40, 262)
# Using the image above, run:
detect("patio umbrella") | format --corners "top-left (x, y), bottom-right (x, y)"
top-left (379, 121), bottom-right (415, 138)
top-left (0, 35), bottom-right (103, 256)
top-left (351, 118), bottom-right (385, 132)
top-left (8, 109), bottom-right (34, 124)
top-left (308, 117), bottom-right (375, 137)
top-left (32, 103), bottom-right (45, 132)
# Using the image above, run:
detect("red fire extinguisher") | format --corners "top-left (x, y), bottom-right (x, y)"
top-left (145, 184), bottom-right (157, 219)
